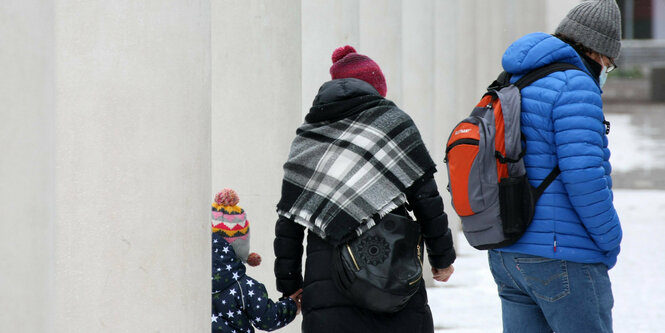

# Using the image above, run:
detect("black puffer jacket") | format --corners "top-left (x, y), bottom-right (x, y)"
top-left (273, 79), bottom-right (455, 333)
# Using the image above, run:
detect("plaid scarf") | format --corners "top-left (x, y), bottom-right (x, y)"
top-left (277, 80), bottom-right (435, 245)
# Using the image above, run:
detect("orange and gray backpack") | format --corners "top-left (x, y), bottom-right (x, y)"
top-left (444, 63), bottom-right (580, 250)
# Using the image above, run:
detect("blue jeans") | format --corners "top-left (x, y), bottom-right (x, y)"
top-left (488, 250), bottom-right (613, 333)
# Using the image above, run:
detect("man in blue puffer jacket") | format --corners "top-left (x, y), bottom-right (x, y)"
top-left (488, 1), bottom-right (623, 332)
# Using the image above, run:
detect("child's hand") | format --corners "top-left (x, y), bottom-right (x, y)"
top-left (247, 252), bottom-right (262, 267)
top-left (289, 289), bottom-right (303, 315)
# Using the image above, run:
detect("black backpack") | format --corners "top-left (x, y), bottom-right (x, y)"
top-left (332, 212), bottom-right (423, 313)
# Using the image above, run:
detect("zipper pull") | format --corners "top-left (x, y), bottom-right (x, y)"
top-left (553, 235), bottom-right (557, 252)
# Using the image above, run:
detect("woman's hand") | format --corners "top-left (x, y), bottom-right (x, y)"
top-left (431, 265), bottom-right (454, 282)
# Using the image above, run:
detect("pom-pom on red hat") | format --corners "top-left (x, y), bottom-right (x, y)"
top-left (329, 45), bottom-right (387, 97)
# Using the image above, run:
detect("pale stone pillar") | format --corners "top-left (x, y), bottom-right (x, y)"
top-left (302, 0), bottom-right (359, 116)
top-left (547, 0), bottom-right (583, 33)
top-left (0, 1), bottom-right (55, 332)
top-left (434, 0), bottom-right (463, 260)
top-left (53, 1), bottom-right (211, 332)
top-left (359, 0), bottom-right (404, 105)
top-left (401, 0), bottom-right (436, 150)
top-left (211, 1), bottom-right (302, 332)
top-left (652, 0), bottom-right (665, 39)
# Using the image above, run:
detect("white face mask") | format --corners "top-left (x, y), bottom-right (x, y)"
top-left (599, 57), bottom-right (608, 88)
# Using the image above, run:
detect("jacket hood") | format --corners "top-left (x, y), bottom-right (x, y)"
top-left (313, 78), bottom-right (380, 105)
top-left (306, 78), bottom-right (386, 123)
top-left (502, 32), bottom-right (591, 76)
top-left (212, 232), bottom-right (246, 292)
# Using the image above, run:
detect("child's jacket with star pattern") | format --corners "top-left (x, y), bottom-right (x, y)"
top-left (212, 232), bottom-right (297, 332)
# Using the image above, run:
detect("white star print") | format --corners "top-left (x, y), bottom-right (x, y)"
top-left (254, 317), bottom-right (261, 323)
top-left (229, 288), bottom-right (237, 296)
top-left (222, 246), bottom-right (230, 253)
top-left (248, 290), bottom-right (254, 297)
top-left (246, 280), bottom-right (255, 287)
top-left (227, 310), bottom-right (234, 318)
top-left (237, 310), bottom-right (242, 315)
top-left (217, 268), bottom-right (221, 272)
top-left (226, 264), bottom-right (232, 271)
top-left (211, 314), bottom-right (218, 322)
top-left (221, 300), bottom-right (226, 304)
top-left (213, 238), bottom-right (218, 243)
top-left (257, 297), bottom-right (262, 302)
top-left (232, 272), bottom-right (240, 280)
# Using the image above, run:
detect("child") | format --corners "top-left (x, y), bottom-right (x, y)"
top-left (211, 189), bottom-right (301, 332)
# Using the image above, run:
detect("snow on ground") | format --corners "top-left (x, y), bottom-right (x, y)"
top-left (605, 113), bottom-right (665, 173)
top-left (429, 189), bottom-right (665, 333)
top-left (428, 110), bottom-right (665, 332)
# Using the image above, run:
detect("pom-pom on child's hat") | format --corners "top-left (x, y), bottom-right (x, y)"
top-left (329, 45), bottom-right (387, 97)
top-left (212, 189), bottom-right (251, 262)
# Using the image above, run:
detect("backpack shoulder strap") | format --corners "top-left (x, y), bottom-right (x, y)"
top-left (513, 63), bottom-right (581, 90)
top-left (514, 63), bottom-right (579, 198)
top-left (487, 71), bottom-right (512, 91)
top-left (533, 166), bottom-right (561, 200)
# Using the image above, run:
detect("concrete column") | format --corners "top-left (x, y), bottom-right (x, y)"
top-left (302, 0), bottom-right (359, 116)
top-left (546, 0), bottom-right (582, 34)
top-left (0, 1), bottom-right (55, 332)
top-left (401, 0), bottom-right (435, 149)
top-left (359, 0), bottom-right (403, 105)
top-left (454, 2), bottom-right (479, 120)
top-left (53, 1), bottom-right (211, 332)
top-left (433, 0), bottom-right (462, 273)
top-left (212, 2), bottom-right (302, 332)
top-left (654, 0), bottom-right (665, 39)
top-left (475, 0), bottom-right (505, 90)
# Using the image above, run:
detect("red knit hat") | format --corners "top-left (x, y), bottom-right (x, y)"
top-left (329, 45), bottom-right (387, 97)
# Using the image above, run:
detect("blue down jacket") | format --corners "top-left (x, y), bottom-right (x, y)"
top-left (498, 32), bottom-right (622, 268)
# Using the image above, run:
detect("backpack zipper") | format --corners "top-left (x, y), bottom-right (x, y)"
top-left (346, 244), bottom-right (361, 271)
top-left (445, 138), bottom-right (479, 153)
top-left (408, 236), bottom-right (424, 285)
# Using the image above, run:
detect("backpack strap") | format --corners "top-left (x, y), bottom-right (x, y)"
top-left (533, 166), bottom-right (561, 200)
top-left (514, 63), bottom-right (579, 199)
top-left (487, 71), bottom-right (512, 90)
top-left (513, 63), bottom-right (580, 90)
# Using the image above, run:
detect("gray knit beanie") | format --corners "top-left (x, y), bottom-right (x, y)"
top-left (555, 0), bottom-right (622, 58)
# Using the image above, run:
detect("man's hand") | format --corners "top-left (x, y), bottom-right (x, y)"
top-left (431, 265), bottom-right (454, 282)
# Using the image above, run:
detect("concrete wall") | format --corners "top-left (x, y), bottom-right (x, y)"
top-left (53, 1), bottom-right (212, 332)
top-left (0, 1), bottom-right (55, 331)
top-left (1, 1), bottom-right (584, 332)
top-left (211, 0), bottom-right (303, 331)
top-left (654, 0), bottom-right (665, 39)
top-left (2, 1), bottom-right (212, 332)
top-left (53, 1), bottom-right (212, 331)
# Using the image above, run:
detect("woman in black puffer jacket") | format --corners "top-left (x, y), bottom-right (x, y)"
top-left (273, 46), bottom-right (456, 333)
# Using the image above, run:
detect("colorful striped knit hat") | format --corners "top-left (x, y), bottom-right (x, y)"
top-left (212, 188), bottom-right (250, 262)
